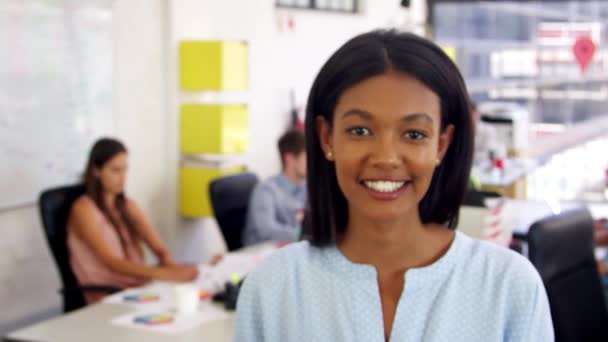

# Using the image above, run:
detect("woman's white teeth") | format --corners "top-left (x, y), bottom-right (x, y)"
top-left (363, 180), bottom-right (405, 193)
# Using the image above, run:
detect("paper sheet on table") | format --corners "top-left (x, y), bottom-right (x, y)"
top-left (110, 303), bottom-right (229, 334)
top-left (196, 248), bottom-right (276, 293)
top-left (101, 282), bottom-right (172, 309)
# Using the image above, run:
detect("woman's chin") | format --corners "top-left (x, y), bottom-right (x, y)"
top-left (358, 210), bottom-right (409, 225)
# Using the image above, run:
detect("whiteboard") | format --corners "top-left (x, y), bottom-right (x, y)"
top-left (0, 0), bottom-right (114, 209)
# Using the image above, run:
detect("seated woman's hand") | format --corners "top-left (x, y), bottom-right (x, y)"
top-left (158, 253), bottom-right (178, 267)
top-left (157, 264), bottom-right (199, 282)
top-left (125, 277), bottom-right (152, 288)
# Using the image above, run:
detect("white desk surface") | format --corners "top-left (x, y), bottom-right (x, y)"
top-left (6, 303), bottom-right (234, 342)
top-left (6, 242), bottom-right (277, 342)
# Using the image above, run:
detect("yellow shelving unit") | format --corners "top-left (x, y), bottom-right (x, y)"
top-left (180, 104), bottom-right (249, 154)
top-left (178, 39), bottom-right (250, 217)
top-left (179, 40), bottom-right (249, 91)
top-left (179, 164), bottom-right (245, 217)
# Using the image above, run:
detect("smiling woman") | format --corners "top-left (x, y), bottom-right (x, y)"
top-left (317, 71), bottom-right (453, 227)
top-left (234, 30), bottom-right (554, 342)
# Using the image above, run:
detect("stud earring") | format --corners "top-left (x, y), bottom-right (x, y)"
top-left (435, 159), bottom-right (441, 166)
top-left (327, 151), bottom-right (333, 160)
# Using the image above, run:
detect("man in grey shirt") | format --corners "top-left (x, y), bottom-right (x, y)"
top-left (242, 130), bottom-right (307, 246)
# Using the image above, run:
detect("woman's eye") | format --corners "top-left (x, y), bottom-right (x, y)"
top-left (347, 127), bottom-right (371, 136)
top-left (404, 130), bottom-right (427, 140)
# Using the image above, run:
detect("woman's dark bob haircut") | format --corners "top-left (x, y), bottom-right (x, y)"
top-left (305, 29), bottom-right (474, 246)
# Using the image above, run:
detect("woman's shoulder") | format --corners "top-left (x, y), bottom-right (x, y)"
top-left (70, 195), bottom-right (99, 216)
top-left (250, 241), bottom-right (314, 276)
top-left (456, 232), bottom-right (542, 289)
top-left (122, 196), bottom-right (140, 213)
top-left (68, 195), bottom-right (105, 235)
top-left (240, 241), bottom-right (319, 294)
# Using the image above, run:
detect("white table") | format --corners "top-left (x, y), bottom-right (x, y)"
top-left (5, 242), bottom-right (277, 342)
top-left (6, 302), bottom-right (234, 342)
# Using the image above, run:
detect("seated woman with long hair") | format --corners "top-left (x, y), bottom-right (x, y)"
top-left (67, 137), bottom-right (198, 303)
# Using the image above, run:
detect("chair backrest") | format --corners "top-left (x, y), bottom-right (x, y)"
top-left (528, 207), bottom-right (608, 342)
top-left (38, 184), bottom-right (86, 312)
top-left (209, 173), bottom-right (258, 251)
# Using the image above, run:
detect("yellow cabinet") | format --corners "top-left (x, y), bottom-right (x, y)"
top-left (180, 104), bottom-right (249, 154)
top-left (179, 40), bottom-right (248, 91)
top-left (179, 165), bottom-right (245, 217)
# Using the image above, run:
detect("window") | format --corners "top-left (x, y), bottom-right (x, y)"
top-left (432, 1), bottom-right (608, 126)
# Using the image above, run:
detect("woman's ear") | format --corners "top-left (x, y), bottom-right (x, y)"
top-left (316, 116), bottom-right (332, 158)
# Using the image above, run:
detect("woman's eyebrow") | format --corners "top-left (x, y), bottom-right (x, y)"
top-left (341, 108), bottom-right (373, 120)
top-left (341, 109), bottom-right (434, 124)
top-left (400, 113), bottom-right (434, 124)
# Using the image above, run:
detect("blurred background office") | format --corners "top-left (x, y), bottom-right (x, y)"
top-left (3, 0), bottom-right (608, 339)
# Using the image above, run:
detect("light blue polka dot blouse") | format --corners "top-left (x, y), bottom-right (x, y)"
top-left (234, 231), bottom-right (554, 341)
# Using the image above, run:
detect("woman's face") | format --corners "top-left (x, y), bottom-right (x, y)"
top-left (96, 152), bottom-right (128, 195)
top-left (317, 71), bottom-right (453, 224)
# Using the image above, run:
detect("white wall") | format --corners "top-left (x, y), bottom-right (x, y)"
top-left (113, 0), bottom-right (170, 239)
top-left (0, 205), bottom-right (61, 334)
top-left (0, 0), bottom-right (168, 334)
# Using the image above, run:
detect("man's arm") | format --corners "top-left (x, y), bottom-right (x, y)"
top-left (247, 186), bottom-right (299, 242)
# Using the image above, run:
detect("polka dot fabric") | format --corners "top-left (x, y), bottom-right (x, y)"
top-left (234, 231), bottom-right (554, 341)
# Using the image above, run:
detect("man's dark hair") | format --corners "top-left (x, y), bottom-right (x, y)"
top-left (278, 130), bottom-right (306, 169)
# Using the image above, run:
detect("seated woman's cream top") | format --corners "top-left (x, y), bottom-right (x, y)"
top-left (67, 195), bottom-right (145, 303)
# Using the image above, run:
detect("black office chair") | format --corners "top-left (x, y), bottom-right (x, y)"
top-left (39, 184), bottom-right (120, 312)
top-left (209, 173), bottom-right (259, 251)
top-left (528, 208), bottom-right (608, 342)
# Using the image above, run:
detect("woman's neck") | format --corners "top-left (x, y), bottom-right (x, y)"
top-left (338, 211), bottom-right (452, 274)
top-left (103, 191), bottom-right (118, 210)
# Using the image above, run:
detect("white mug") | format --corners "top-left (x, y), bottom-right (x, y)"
top-left (174, 283), bottom-right (199, 315)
